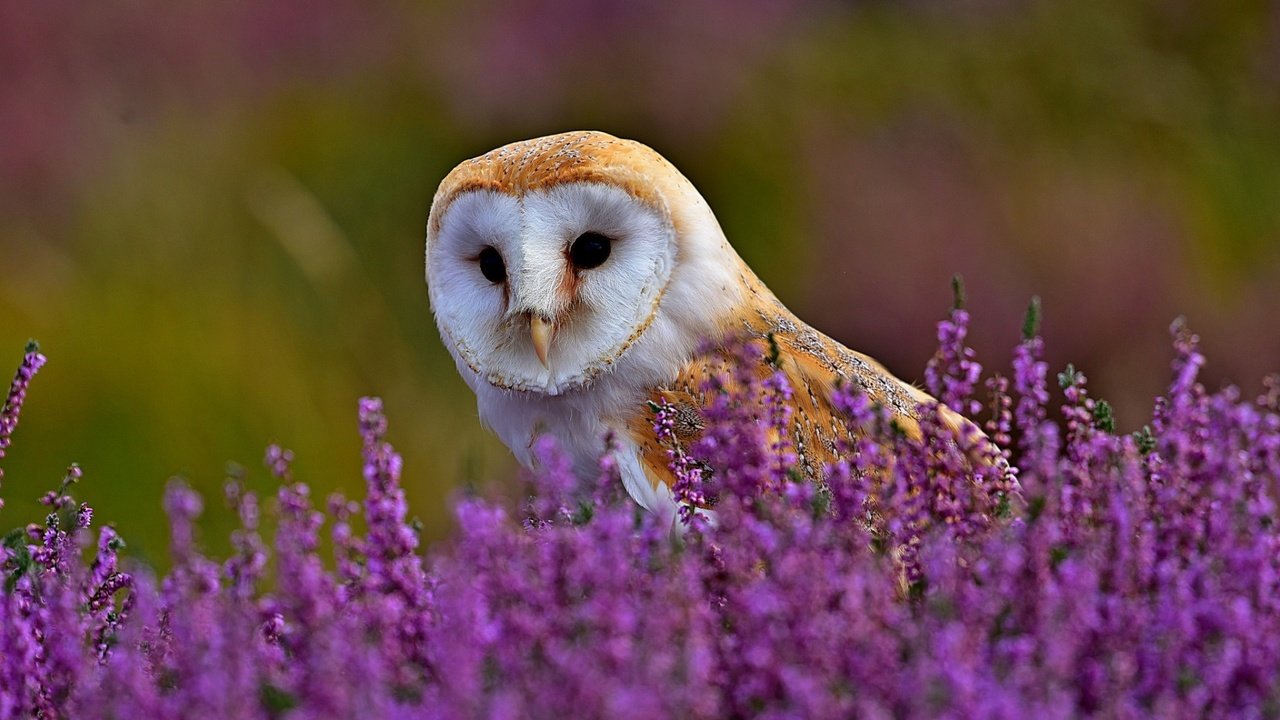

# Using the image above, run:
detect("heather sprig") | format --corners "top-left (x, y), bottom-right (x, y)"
top-left (925, 275), bottom-right (983, 417)
top-left (0, 340), bottom-right (46, 508)
top-left (652, 399), bottom-right (709, 524)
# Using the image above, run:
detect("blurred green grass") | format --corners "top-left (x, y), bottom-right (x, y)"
top-left (2, 0), bottom-right (1277, 561)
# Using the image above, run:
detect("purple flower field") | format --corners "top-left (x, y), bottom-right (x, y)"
top-left (2, 296), bottom-right (1278, 719)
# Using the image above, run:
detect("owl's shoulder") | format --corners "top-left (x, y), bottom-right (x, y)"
top-left (618, 297), bottom-right (938, 494)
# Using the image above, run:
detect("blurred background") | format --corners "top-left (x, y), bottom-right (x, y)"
top-left (2, 0), bottom-right (1278, 562)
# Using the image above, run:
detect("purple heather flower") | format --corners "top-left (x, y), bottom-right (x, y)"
top-left (0, 344), bottom-right (46, 454)
top-left (0, 343), bottom-right (47, 508)
top-left (925, 307), bottom-right (983, 417)
top-left (0, 301), bottom-right (1278, 718)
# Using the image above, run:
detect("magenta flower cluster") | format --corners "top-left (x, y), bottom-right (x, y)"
top-left (2, 295), bottom-right (1279, 718)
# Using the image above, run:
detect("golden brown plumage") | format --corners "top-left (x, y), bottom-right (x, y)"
top-left (621, 273), bottom-right (984, 500)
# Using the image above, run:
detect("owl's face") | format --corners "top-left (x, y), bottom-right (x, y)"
top-left (427, 131), bottom-right (747, 399)
top-left (428, 181), bottom-right (676, 394)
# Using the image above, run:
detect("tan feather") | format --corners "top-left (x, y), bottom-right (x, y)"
top-left (620, 284), bottom-right (996, 500)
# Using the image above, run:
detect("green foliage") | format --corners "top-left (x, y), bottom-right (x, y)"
top-left (1134, 425), bottom-right (1157, 455)
top-left (259, 683), bottom-right (299, 718)
top-left (1092, 399), bottom-right (1116, 434)
top-left (1058, 364), bottom-right (1080, 389)
top-left (765, 332), bottom-right (782, 368)
top-left (1022, 297), bottom-right (1042, 342)
top-left (951, 275), bottom-right (967, 311)
top-left (3, 528), bottom-right (33, 593)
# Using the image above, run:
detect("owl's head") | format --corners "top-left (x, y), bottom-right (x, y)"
top-left (426, 131), bottom-right (744, 396)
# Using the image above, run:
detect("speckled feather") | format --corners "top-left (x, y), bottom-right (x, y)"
top-left (621, 269), bottom-right (981, 497)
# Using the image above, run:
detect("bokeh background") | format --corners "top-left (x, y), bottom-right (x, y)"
top-left (3, 0), bottom-right (1278, 562)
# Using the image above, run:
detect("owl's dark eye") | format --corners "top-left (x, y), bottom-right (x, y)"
top-left (569, 232), bottom-right (612, 270)
top-left (478, 246), bottom-right (506, 283)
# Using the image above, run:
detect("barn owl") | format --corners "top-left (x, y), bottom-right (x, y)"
top-left (426, 131), bottom-right (987, 526)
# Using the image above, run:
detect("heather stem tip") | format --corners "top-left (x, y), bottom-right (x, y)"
top-left (2, 342), bottom-right (49, 478)
top-left (1022, 296), bottom-right (1041, 341)
top-left (951, 274), bottom-right (966, 311)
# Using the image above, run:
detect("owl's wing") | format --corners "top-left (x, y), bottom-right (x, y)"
top-left (622, 304), bottom-right (1000, 498)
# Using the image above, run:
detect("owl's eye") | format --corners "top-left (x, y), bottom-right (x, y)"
top-left (478, 246), bottom-right (506, 283)
top-left (569, 232), bottom-right (612, 270)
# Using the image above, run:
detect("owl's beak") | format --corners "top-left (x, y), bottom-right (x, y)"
top-left (529, 314), bottom-right (555, 369)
